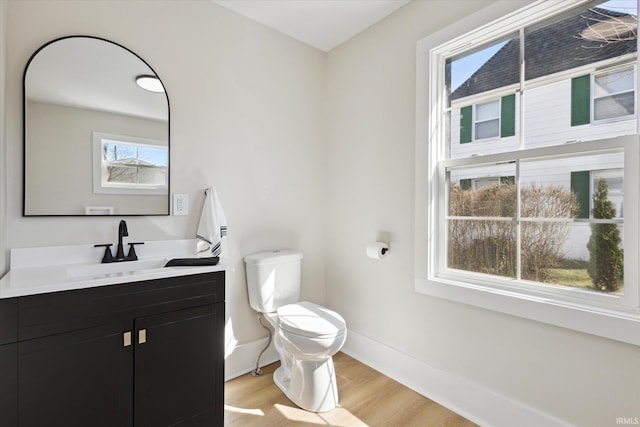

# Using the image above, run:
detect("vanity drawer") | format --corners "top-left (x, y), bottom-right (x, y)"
top-left (18, 271), bottom-right (224, 341)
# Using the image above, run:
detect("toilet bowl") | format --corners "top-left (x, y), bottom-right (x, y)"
top-left (264, 301), bottom-right (346, 412)
top-left (244, 251), bottom-right (347, 412)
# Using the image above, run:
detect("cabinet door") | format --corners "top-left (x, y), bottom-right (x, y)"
top-left (0, 298), bottom-right (18, 426)
top-left (18, 322), bottom-right (133, 427)
top-left (0, 343), bottom-right (17, 427)
top-left (134, 303), bottom-right (223, 427)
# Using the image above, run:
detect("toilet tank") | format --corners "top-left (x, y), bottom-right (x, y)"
top-left (244, 250), bottom-right (303, 313)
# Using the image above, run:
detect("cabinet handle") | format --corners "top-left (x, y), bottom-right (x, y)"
top-left (138, 329), bottom-right (147, 344)
top-left (123, 331), bottom-right (132, 347)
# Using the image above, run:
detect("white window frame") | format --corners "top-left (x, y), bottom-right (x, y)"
top-left (592, 65), bottom-right (636, 123)
top-left (415, 0), bottom-right (640, 346)
top-left (92, 132), bottom-right (168, 196)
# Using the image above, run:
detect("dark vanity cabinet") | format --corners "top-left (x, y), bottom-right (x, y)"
top-left (0, 271), bottom-right (224, 427)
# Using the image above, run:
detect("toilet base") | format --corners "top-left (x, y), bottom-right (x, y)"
top-left (273, 356), bottom-right (339, 413)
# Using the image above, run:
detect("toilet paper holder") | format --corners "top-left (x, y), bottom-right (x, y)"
top-left (366, 242), bottom-right (390, 259)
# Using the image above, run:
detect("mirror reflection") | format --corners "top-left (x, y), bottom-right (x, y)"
top-left (24, 36), bottom-right (170, 216)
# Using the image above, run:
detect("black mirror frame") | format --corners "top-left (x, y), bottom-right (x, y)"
top-left (22, 35), bottom-right (171, 217)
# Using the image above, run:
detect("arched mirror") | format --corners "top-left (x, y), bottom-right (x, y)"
top-left (23, 36), bottom-right (170, 216)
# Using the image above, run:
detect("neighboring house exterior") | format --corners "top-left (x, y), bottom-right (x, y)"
top-left (448, 7), bottom-right (636, 260)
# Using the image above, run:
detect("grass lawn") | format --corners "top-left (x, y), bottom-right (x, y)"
top-left (548, 268), bottom-right (592, 288)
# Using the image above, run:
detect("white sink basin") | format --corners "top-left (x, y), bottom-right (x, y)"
top-left (67, 258), bottom-right (168, 278)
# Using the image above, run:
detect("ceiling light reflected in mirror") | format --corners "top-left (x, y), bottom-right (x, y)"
top-left (136, 75), bottom-right (165, 93)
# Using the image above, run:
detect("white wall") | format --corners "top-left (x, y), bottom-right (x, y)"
top-left (325, 1), bottom-right (640, 426)
top-left (3, 0), bottom-right (325, 377)
top-left (0, 0), bottom-right (6, 275)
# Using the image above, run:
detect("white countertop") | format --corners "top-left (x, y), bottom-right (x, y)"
top-left (0, 239), bottom-right (225, 299)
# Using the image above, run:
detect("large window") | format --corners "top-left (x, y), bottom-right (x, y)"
top-left (416, 0), bottom-right (640, 345)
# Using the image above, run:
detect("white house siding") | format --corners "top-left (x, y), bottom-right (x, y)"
top-left (449, 147), bottom-right (624, 191)
top-left (449, 80), bottom-right (636, 156)
top-left (449, 76), bottom-right (633, 260)
top-left (524, 79), bottom-right (636, 148)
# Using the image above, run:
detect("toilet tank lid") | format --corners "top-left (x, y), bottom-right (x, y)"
top-left (244, 250), bottom-right (303, 265)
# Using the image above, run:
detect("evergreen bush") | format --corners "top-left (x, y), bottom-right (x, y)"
top-left (587, 178), bottom-right (623, 292)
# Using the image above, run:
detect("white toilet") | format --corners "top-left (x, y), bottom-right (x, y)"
top-left (244, 250), bottom-right (347, 412)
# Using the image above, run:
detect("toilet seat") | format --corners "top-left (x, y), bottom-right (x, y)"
top-left (277, 301), bottom-right (346, 338)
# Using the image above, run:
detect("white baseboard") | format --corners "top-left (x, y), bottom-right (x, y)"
top-left (225, 336), bottom-right (279, 381)
top-left (341, 330), bottom-right (569, 427)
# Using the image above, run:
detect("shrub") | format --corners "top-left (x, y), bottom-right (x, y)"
top-left (448, 181), bottom-right (577, 281)
top-left (520, 183), bottom-right (576, 282)
top-left (587, 178), bottom-right (623, 292)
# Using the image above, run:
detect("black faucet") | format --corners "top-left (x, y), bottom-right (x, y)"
top-left (116, 220), bottom-right (128, 260)
top-left (95, 220), bottom-right (144, 263)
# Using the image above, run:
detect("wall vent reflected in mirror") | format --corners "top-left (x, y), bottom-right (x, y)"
top-left (23, 36), bottom-right (170, 216)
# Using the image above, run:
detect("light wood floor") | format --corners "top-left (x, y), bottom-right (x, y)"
top-left (224, 352), bottom-right (477, 426)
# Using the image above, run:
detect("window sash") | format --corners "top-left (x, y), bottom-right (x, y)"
top-left (443, 140), bottom-right (630, 294)
top-left (594, 91), bottom-right (635, 120)
top-left (593, 66), bottom-right (636, 121)
top-left (438, 113), bottom-right (639, 308)
top-left (476, 99), bottom-right (499, 121)
top-left (594, 68), bottom-right (634, 98)
top-left (475, 119), bottom-right (500, 140)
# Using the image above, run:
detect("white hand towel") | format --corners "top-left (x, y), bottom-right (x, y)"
top-left (197, 187), bottom-right (228, 257)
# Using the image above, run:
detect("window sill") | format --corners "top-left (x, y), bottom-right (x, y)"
top-left (591, 115), bottom-right (635, 126)
top-left (415, 276), bottom-right (640, 346)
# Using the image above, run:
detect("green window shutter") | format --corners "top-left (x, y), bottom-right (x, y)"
top-left (571, 170), bottom-right (590, 219)
top-left (500, 94), bottom-right (516, 137)
top-left (500, 176), bottom-right (515, 185)
top-left (460, 179), bottom-right (472, 190)
top-left (571, 75), bottom-right (590, 126)
top-left (460, 106), bottom-right (472, 144)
